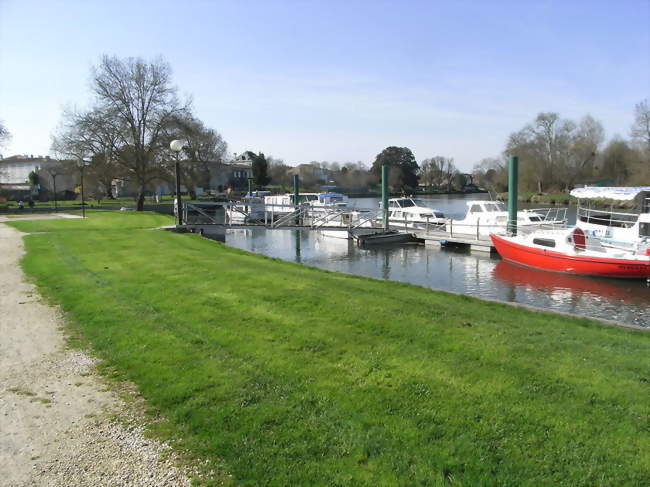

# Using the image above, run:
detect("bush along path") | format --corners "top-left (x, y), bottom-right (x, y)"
top-left (6, 210), bottom-right (650, 486)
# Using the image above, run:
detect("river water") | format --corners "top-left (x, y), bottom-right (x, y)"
top-left (222, 194), bottom-right (650, 328)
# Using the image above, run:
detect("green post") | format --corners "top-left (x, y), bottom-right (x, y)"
top-left (508, 156), bottom-right (518, 235)
top-left (247, 177), bottom-right (253, 196)
top-left (293, 174), bottom-right (300, 225)
top-left (381, 165), bottom-right (389, 231)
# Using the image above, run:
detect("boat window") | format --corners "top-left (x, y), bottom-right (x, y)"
top-left (389, 201), bottom-right (398, 208)
top-left (434, 211), bottom-right (445, 218)
top-left (528, 216), bottom-right (542, 222)
top-left (533, 238), bottom-right (556, 248)
top-left (469, 205), bottom-right (483, 213)
top-left (641, 223), bottom-right (650, 237)
top-left (400, 199), bottom-right (416, 208)
top-left (484, 203), bottom-right (502, 212)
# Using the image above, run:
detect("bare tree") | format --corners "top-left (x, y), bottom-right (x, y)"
top-left (631, 99), bottom-right (650, 156)
top-left (161, 115), bottom-right (227, 199)
top-left (52, 106), bottom-right (125, 199)
top-left (91, 55), bottom-right (190, 209)
top-left (0, 120), bottom-right (10, 149)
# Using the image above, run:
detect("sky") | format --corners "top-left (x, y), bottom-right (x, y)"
top-left (0, 0), bottom-right (648, 171)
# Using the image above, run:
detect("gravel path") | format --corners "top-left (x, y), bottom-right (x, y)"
top-left (0, 222), bottom-right (196, 486)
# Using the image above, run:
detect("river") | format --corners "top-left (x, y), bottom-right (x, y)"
top-left (221, 194), bottom-right (650, 328)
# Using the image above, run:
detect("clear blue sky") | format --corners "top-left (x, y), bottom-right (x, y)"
top-left (1, 0), bottom-right (648, 171)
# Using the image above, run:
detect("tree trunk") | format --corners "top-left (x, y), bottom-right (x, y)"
top-left (136, 187), bottom-right (145, 211)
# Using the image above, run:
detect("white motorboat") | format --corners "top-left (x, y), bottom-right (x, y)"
top-left (450, 200), bottom-right (565, 237)
top-left (570, 186), bottom-right (650, 250)
top-left (384, 197), bottom-right (445, 230)
top-left (264, 193), bottom-right (319, 216)
top-left (226, 196), bottom-right (265, 223)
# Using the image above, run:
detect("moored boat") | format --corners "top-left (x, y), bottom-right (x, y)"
top-left (490, 227), bottom-right (650, 279)
top-left (451, 200), bottom-right (565, 237)
top-left (570, 186), bottom-right (650, 249)
top-left (384, 197), bottom-right (446, 230)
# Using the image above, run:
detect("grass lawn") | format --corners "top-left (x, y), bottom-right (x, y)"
top-left (7, 211), bottom-right (650, 486)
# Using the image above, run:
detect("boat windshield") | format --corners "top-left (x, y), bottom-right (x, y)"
top-left (484, 202), bottom-right (505, 212)
top-left (399, 199), bottom-right (415, 207)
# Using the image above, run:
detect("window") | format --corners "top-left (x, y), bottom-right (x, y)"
top-left (640, 223), bottom-right (650, 238)
top-left (470, 205), bottom-right (483, 213)
top-left (400, 199), bottom-right (415, 208)
top-left (533, 238), bottom-right (556, 248)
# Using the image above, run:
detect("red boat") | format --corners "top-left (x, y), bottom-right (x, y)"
top-left (490, 227), bottom-right (650, 279)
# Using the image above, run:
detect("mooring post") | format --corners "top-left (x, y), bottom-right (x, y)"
top-left (381, 164), bottom-right (389, 231)
top-left (247, 177), bottom-right (253, 197)
top-left (293, 174), bottom-right (300, 225)
top-left (508, 155), bottom-right (518, 235)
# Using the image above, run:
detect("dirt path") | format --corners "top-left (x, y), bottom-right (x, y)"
top-left (0, 223), bottom-right (195, 486)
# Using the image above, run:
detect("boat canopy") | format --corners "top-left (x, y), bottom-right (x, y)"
top-left (570, 186), bottom-right (650, 201)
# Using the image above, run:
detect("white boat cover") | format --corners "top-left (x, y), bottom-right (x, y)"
top-left (570, 186), bottom-right (650, 201)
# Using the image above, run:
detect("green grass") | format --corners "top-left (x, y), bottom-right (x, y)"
top-left (7, 212), bottom-right (650, 486)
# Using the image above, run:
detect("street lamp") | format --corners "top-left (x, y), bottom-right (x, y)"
top-left (51, 172), bottom-right (59, 211)
top-left (79, 161), bottom-right (90, 219)
top-left (170, 139), bottom-right (185, 225)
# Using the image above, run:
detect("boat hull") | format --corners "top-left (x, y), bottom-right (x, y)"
top-left (490, 234), bottom-right (650, 279)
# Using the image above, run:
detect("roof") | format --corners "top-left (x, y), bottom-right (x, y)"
top-left (569, 186), bottom-right (650, 201)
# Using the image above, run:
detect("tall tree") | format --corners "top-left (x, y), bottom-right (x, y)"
top-left (631, 99), bottom-right (650, 157)
top-left (250, 152), bottom-right (271, 186)
top-left (91, 55), bottom-right (189, 210)
top-left (597, 137), bottom-right (636, 185)
top-left (505, 112), bottom-right (604, 192)
top-left (370, 146), bottom-right (419, 191)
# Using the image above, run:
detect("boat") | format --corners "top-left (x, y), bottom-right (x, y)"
top-left (450, 200), bottom-right (565, 237)
top-left (264, 193), bottom-right (319, 217)
top-left (384, 197), bottom-right (446, 230)
top-left (226, 196), bottom-right (265, 223)
top-left (490, 227), bottom-right (650, 279)
top-left (570, 186), bottom-right (650, 250)
top-left (309, 192), bottom-right (349, 211)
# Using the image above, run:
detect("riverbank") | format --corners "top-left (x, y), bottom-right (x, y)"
top-left (497, 191), bottom-right (641, 208)
top-left (7, 211), bottom-right (650, 486)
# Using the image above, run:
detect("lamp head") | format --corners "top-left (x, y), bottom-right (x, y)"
top-left (170, 140), bottom-right (186, 153)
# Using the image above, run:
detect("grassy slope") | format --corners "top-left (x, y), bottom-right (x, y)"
top-left (8, 212), bottom-right (650, 486)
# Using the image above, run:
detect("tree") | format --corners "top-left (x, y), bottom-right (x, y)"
top-left (597, 137), bottom-right (636, 185)
top-left (370, 146), bottom-right (419, 191)
top-left (250, 152), bottom-right (271, 186)
top-left (52, 105), bottom-right (127, 200)
top-left (63, 56), bottom-right (190, 210)
top-left (505, 112), bottom-right (604, 192)
top-left (27, 171), bottom-right (39, 186)
top-left (472, 157), bottom-right (507, 192)
top-left (631, 99), bottom-right (650, 156)
top-left (0, 120), bottom-right (10, 149)
top-left (161, 115), bottom-right (227, 199)
top-left (268, 157), bottom-right (291, 189)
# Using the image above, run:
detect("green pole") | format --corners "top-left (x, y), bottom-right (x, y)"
top-left (293, 174), bottom-right (300, 225)
top-left (508, 156), bottom-right (518, 235)
top-left (381, 165), bottom-right (389, 231)
top-left (247, 177), bottom-right (253, 196)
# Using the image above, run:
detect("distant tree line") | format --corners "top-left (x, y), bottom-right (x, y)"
top-left (472, 100), bottom-right (650, 193)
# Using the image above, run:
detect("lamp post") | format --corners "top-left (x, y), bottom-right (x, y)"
top-left (170, 139), bottom-right (185, 226)
top-left (51, 173), bottom-right (59, 211)
top-left (79, 161), bottom-right (89, 219)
